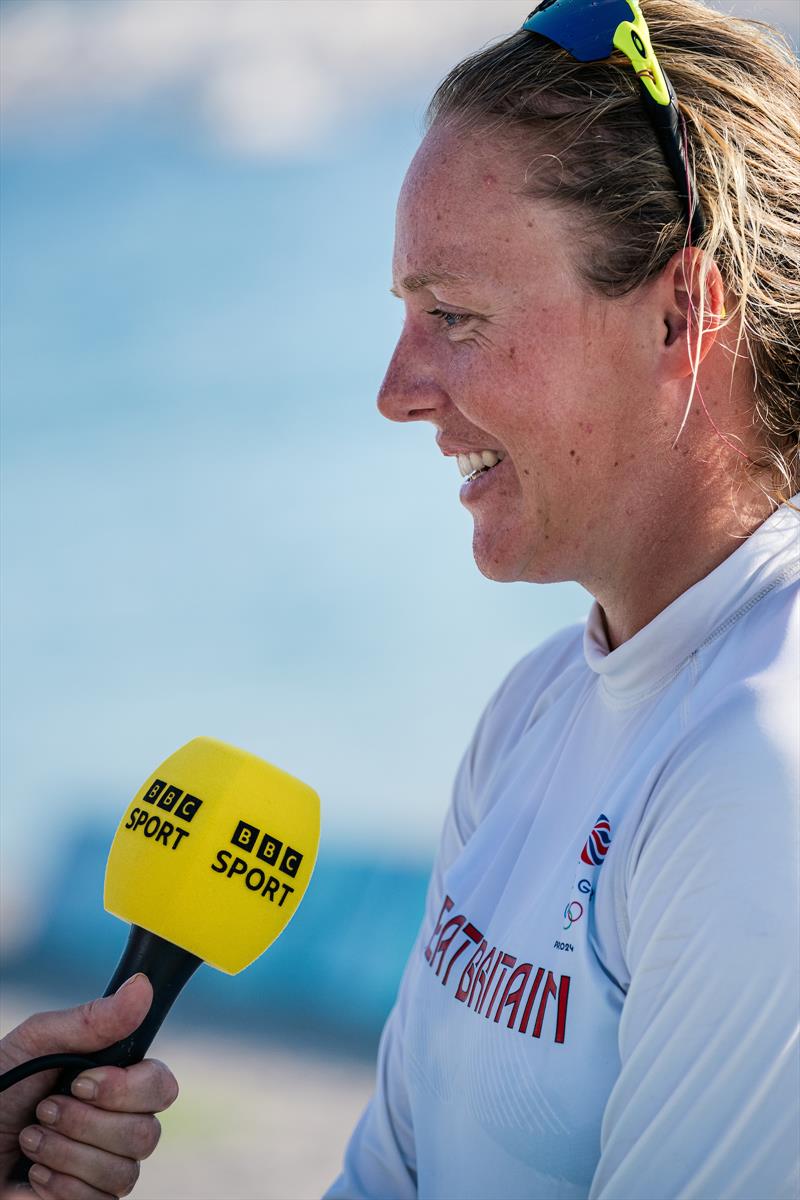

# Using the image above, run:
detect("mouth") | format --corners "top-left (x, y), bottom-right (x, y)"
top-left (456, 449), bottom-right (507, 484)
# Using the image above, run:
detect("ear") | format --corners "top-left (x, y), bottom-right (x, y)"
top-left (661, 248), bottom-right (727, 377)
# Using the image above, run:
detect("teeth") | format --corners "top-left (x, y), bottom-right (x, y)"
top-left (455, 449), bottom-right (506, 480)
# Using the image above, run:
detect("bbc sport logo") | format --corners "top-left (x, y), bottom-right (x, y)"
top-left (142, 778), bottom-right (203, 823)
top-left (230, 819), bottom-right (303, 879)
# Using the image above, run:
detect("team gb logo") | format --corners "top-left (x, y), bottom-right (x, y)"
top-left (580, 814), bottom-right (612, 866)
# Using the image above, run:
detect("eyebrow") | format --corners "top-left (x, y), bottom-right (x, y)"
top-left (389, 270), bottom-right (469, 298)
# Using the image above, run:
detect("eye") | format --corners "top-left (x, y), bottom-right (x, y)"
top-left (426, 307), bottom-right (470, 330)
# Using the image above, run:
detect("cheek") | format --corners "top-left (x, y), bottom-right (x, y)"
top-left (511, 310), bottom-right (612, 433)
top-left (443, 355), bottom-right (508, 428)
top-left (444, 300), bottom-right (599, 438)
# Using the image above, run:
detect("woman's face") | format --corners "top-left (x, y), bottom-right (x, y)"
top-left (379, 122), bottom-right (669, 587)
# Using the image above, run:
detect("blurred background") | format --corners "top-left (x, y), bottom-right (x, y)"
top-left (1, 1), bottom-right (797, 1196)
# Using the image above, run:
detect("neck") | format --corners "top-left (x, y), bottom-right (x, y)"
top-left (590, 481), bottom-right (777, 651)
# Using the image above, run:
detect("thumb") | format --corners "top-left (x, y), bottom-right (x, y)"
top-left (0, 974), bottom-right (155, 1180)
top-left (13, 974), bottom-right (153, 1061)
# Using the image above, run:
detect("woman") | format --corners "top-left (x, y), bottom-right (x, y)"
top-left (326, 0), bottom-right (799, 1197)
top-left (2, 1), bottom-right (797, 1197)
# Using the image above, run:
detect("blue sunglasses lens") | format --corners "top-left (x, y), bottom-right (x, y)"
top-left (522, 0), bottom-right (635, 62)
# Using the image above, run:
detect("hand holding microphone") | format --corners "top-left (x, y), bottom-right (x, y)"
top-left (1, 736), bottom-right (320, 1196)
top-left (0, 974), bottom-right (175, 1199)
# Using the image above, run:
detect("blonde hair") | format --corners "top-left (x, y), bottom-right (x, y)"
top-left (427, 0), bottom-right (800, 512)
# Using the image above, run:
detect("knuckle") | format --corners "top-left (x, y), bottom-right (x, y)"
top-left (30, 1129), bottom-right (54, 1164)
top-left (34, 1166), bottom-right (73, 1195)
top-left (54, 1097), bottom-right (90, 1139)
top-left (35, 1171), bottom-right (62, 1199)
top-left (147, 1059), bottom-right (179, 1108)
top-left (9, 1013), bottom-right (47, 1062)
top-left (81, 997), bottom-right (104, 1036)
top-left (36, 1132), bottom-right (78, 1176)
top-left (61, 1176), bottom-right (90, 1200)
top-left (163, 1073), bottom-right (179, 1108)
top-left (40, 1168), bottom-right (83, 1200)
top-left (91, 1065), bottom-right (122, 1105)
top-left (134, 1115), bottom-right (161, 1158)
top-left (116, 1156), bottom-right (141, 1196)
top-left (14, 1012), bottom-right (38, 1043)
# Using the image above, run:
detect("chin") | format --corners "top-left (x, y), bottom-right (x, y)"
top-left (471, 528), bottom-right (530, 583)
top-left (471, 522), bottom-right (563, 585)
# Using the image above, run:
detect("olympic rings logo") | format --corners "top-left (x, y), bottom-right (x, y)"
top-left (562, 900), bottom-right (584, 930)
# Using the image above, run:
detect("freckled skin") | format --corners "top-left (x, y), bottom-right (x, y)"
top-left (379, 123), bottom-right (774, 647)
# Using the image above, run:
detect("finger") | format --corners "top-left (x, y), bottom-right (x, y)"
top-left (35, 1097), bottom-right (161, 1161)
top-left (19, 1127), bottom-right (139, 1198)
top-left (11, 977), bottom-right (153, 1062)
top-left (28, 1163), bottom-right (115, 1200)
top-left (71, 1059), bottom-right (178, 1114)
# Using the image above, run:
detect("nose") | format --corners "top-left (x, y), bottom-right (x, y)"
top-left (377, 326), bottom-right (448, 425)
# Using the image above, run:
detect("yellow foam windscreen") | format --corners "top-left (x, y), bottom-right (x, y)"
top-left (104, 737), bottom-right (320, 973)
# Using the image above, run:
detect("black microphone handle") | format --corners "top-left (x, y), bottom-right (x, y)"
top-left (9, 925), bottom-right (202, 1185)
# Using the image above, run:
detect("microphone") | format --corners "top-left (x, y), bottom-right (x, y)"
top-left (9, 736), bottom-right (320, 1183)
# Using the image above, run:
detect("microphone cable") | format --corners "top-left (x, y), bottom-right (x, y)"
top-left (0, 1055), bottom-right (99, 1092)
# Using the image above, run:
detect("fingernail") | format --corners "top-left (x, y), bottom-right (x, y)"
top-left (37, 1100), bottom-right (59, 1125)
top-left (72, 1076), bottom-right (97, 1100)
top-left (20, 1126), bottom-right (42, 1152)
top-left (116, 972), bottom-right (143, 993)
top-left (29, 1164), bottom-right (51, 1185)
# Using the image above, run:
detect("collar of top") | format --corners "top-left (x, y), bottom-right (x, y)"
top-left (583, 494), bottom-right (800, 703)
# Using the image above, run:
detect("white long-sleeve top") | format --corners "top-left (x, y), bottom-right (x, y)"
top-left (326, 496), bottom-right (800, 1200)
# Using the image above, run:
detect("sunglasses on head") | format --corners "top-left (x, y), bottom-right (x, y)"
top-left (522, 0), bottom-right (706, 242)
